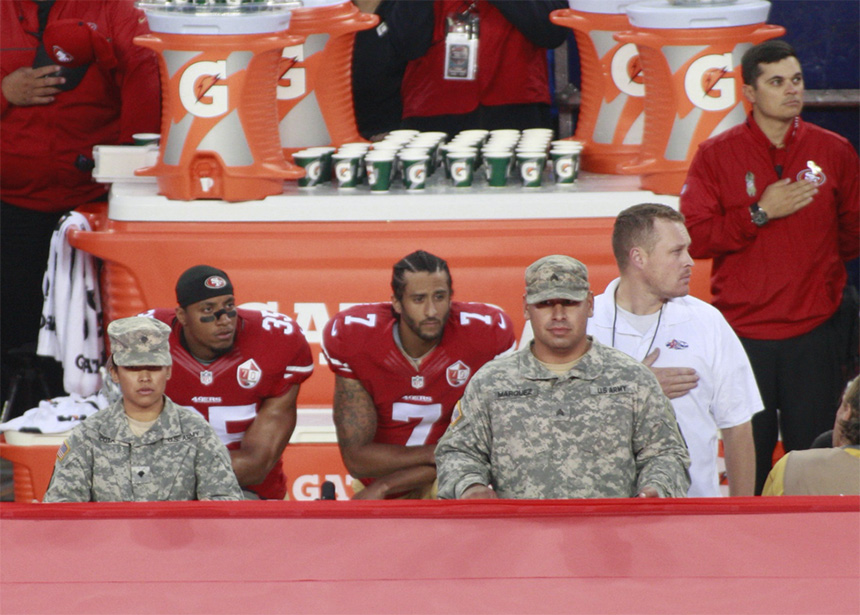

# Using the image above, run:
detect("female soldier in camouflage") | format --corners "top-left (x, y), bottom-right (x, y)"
top-left (43, 317), bottom-right (242, 502)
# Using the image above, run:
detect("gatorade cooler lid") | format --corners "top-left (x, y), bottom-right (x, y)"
top-left (141, 2), bottom-right (293, 35)
top-left (568, 0), bottom-right (639, 15)
top-left (625, 0), bottom-right (772, 29)
top-left (297, 0), bottom-right (350, 7)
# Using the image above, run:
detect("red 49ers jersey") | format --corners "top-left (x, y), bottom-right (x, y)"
top-left (146, 308), bottom-right (314, 499)
top-left (322, 301), bottom-right (515, 452)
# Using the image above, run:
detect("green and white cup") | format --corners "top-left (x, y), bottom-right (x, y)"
top-left (517, 151), bottom-right (547, 188)
top-left (337, 146), bottom-right (368, 181)
top-left (293, 150), bottom-right (324, 188)
top-left (458, 129), bottom-right (489, 144)
top-left (484, 151), bottom-right (512, 187)
top-left (365, 151), bottom-right (395, 192)
top-left (387, 129), bottom-right (420, 141)
top-left (132, 132), bottom-right (160, 146)
top-left (550, 148), bottom-right (580, 185)
top-left (304, 146), bottom-right (335, 183)
top-left (489, 129), bottom-right (521, 140)
top-left (551, 139), bottom-right (584, 151)
top-left (400, 152), bottom-right (430, 190)
top-left (445, 146), bottom-right (477, 179)
top-left (448, 152), bottom-right (476, 188)
top-left (333, 152), bottom-right (361, 189)
top-left (522, 128), bottom-right (554, 140)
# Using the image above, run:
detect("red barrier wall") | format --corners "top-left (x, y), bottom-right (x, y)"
top-left (2, 498), bottom-right (857, 614)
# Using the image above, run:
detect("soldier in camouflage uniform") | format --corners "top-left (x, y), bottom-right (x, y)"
top-left (44, 317), bottom-right (242, 502)
top-left (436, 255), bottom-right (691, 499)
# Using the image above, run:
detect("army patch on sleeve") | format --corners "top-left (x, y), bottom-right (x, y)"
top-left (450, 400), bottom-right (464, 427)
top-left (57, 440), bottom-right (69, 461)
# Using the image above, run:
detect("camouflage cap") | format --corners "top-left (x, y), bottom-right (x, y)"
top-left (107, 317), bottom-right (172, 367)
top-left (525, 255), bottom-right (589, 304)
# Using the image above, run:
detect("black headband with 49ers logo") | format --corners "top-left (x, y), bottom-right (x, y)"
top-left (175, 264), bottom-right (234, 307)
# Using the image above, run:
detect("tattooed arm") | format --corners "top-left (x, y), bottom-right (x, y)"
top-left (333, 376), bottom-right (436, 497)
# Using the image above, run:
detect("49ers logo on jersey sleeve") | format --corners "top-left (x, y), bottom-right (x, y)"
top-left (446, 360), bottom-right (471, 387)
top-left (237, 358), bottom-right (262, 389)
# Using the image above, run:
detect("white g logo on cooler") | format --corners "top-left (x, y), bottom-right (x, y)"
top-left (179, 61), bottom-right (228, 118)
top-left (277, 44), bottom-right (306, 101)
top-left (610, 43), bottom-right (645, 98)
top-left (684, 53), bottom-right (736, 112)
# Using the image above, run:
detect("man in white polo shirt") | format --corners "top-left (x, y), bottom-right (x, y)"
top-left (588, 203), bottom-right (760, 497)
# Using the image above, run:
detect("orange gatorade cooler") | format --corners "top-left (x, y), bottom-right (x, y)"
top-left (616, 0), bottom-right (784, 195)
top-left (551, 1), bottom-right (644, 174)
top-left (277, 0), bottom-right (378, 158)
top-left (135, 2), bottom-right (305, 202)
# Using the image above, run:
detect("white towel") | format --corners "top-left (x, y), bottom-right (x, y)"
top-left (0, 392), bottom-right (108, 434)
top-left (37, 211), bottom-right (105, 396)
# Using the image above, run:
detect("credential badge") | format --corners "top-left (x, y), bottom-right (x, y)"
top-left (411, 375), bottom-right (425, 390)
top-left (745, 171), bottom-right (756, 198)
top-left (200, 370), bottom-right (213, 385)
top-left (797, 159), bottom-right (826, 186)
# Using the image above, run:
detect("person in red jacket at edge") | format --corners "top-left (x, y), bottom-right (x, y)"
top-left (680, 40), bottom-right (860, 494)
top-left (386, 0), bottom-right (568, 136)
top-left (1, 0), bottom-right (160, 412)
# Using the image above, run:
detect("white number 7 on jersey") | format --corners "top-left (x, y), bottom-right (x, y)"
top-left (391, 402), bottom-right (443, 447)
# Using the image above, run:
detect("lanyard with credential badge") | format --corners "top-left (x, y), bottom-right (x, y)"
top-left (444, 1), bottom-right (479, 81)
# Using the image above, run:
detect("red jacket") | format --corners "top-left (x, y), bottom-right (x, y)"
top-left (1, 0), bottom-right (160, 212)
top-left (400, 0), bottom-right (564, 119)
top-left (680, 114), bottom-right (859, 340)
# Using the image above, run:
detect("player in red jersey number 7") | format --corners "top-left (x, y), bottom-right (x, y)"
top-left (322, 250), bottom-right (516, 499)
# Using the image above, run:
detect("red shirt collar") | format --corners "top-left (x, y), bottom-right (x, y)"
top-left (745, 112), bottom-right (801, 150)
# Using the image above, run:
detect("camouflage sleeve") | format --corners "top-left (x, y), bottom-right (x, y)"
top-left (435, 376), bottom-right (494, 499)
top-left (632, 377), bottom-right (691, 498)
top-left (42, 428), bottom-right (95, 503)
top-left (193, 422), bottom-right (244, 501)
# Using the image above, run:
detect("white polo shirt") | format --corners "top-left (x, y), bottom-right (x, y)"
top-left (588, 278), bottom-right (763, 497)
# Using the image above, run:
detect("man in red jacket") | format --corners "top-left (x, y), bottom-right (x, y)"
top-left (385, 0), bottom-right (567, 135)
top-left (1, 0), bottom-right (160, 408)
top-left (680, 40), bottom-right (859, 493)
